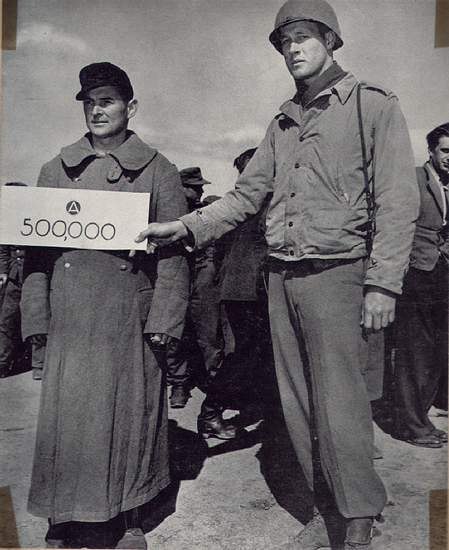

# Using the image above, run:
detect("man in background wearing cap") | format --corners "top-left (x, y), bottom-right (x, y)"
top-left (21, 62), bottom-right (189, 549)
top-left (137, 1), bottom-right (419, 547)
top-left (166, 168), bottom-right (235, 440)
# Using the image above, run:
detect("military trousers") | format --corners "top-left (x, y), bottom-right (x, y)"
top-left (394, 259), bottom-right (448, 438)
top-left (268, 257), bottom-right (387, 518)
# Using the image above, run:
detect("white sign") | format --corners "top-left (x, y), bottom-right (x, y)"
top-left (0, 186), bottom-right (150, 250)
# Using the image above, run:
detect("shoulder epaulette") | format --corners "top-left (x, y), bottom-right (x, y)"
top-left (359, 81), bottom-right (397, 99)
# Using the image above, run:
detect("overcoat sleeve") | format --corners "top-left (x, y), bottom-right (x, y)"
top-left (20, 161), bottom-right (57, 339)
top-left (145, 160), bottom-right (189, 339)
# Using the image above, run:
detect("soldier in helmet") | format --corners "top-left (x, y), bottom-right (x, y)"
top-left (137, 1), bottom-right (419, 547)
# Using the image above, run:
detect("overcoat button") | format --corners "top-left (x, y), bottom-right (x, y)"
top-left (64, 262), bottom-right (71, 268)
top-left (119, 264), bottom-right (127, 271)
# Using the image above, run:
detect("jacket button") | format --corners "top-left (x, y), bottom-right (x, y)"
top-left (288, 222), bottom-right (293, 227)
top-left (290, 192), bottom-right (296, 198)
top-left (119, 264), bottom-right (127, 271)
top-left (294, 163), bottom-right (300, 168)
top-left (64, 262), bottom-right (71, 268)
top-left (289, 250), bottom-right (294, 256)
top-left (299, 136), bottom-right (304, 142)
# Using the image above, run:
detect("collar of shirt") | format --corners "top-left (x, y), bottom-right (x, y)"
top-left (279, 72), bottom-right (359, 125)
top-left (59, 131), bottom-right (158, 171)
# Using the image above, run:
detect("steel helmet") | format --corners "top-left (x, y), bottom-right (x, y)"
top-left (269, 0), bottom-right (343, 53)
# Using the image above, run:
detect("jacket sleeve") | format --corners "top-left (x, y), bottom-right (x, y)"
top-left (0, 245), bottom-right (11, 275)
top-left (20, 161), bottom-right (57, 339)
top-left (180, 122), bottom-right (276, 249)
top-left (145, 160), bottom-right (190, 339)
top-left (364, 95), bottom-right (420, 294)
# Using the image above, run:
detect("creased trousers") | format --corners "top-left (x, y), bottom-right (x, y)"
top-left (268, 258), bottom-right (387, 518)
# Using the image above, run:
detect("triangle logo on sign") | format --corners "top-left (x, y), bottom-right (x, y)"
top-left (66, 200), bottom-right (81, 215)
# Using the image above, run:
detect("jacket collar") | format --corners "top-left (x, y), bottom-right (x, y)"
top-left (279, 72), bottom-right (359, 125)
top-left (60, 131), bottom-right (158, 170)
top-left (424, 161), bottom-right (446, 217)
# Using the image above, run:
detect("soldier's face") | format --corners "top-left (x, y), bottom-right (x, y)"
top-left (279, 21), bottom-right (333, 84)
top-left (83, 86), bottom-right (136, 139)
top-left (430, 136), bottom-right (449, 178)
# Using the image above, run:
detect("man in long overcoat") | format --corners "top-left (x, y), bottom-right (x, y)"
top-left (21, 62), bottom-right (189, 549)
top-left (136, 1), bottom-right (419, 548)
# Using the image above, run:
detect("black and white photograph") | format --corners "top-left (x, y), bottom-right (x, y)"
top-left (0, 1), bottom-right (448, 548)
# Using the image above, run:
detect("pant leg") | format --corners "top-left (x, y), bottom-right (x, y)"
top-left (189, 263), bottom-right (224, 377)
top-left (268, 266), bottom-right (314, 490)
top-left (0, 280), bottom-right (22, 369)
top-left (394, 263), bottom-right (448, 437)
top-left (165, 337), bottom-right (190, 387)
top-left (269, 259), bottom-right (387, 518)
top-left (204, 301), bottom-right (261, 410)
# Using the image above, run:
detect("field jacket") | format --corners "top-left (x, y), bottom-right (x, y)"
top-left (182, 73), bottom-right (419, 294)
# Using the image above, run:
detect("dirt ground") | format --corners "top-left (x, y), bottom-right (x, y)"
top-left (0, 370), bottom-right (447, 549)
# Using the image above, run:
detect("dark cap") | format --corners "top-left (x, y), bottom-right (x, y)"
top-left (179, 167), bottom-right (211, 187)
top-left (76, 62), bottom-right (134, 101)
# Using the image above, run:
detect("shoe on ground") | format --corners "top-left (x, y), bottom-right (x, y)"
top-left (344, 517), bottom-right (375, 549)
top-left (32, 367), bottom-right (43, 380)
top-left (197, 415), bottom-right (239, 440)
top-left (169, 386), bottom-right (190, 408)
top-left (405, 434), bottom-right (443, 448)
top-left (115, 527), bottom-right (147, 549)
top-left (280, 512), bottom-right (332, 549)
top-left (45, 522), bottom-right (70, 549)
top-left (432, 428), bottom-right (448, 442)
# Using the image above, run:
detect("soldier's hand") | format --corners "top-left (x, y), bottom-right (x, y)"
top-left (0, 274), bottom-right (7, 286)
top-left (135, 221), bottom-right (188, 253)
top-left (361, 286), bottom-right (396, 331)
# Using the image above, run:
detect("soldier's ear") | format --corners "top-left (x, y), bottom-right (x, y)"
top-left (325, 30), bottom-right (336, 53)
top-left (127, 99), bottom-right (138, 120)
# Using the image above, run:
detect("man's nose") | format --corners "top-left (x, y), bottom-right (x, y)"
top-left (92, 105), bottom-right (103, 116)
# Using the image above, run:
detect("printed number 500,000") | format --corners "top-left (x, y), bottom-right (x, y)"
top-left (20, 218), bottom-right (116, 242)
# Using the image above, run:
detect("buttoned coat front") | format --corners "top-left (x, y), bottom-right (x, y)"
top-left (21, 132), bottom-right (189, 523)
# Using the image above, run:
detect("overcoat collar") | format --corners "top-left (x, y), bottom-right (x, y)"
top-left (60, 131), bottom-right (158, 171)
top-left (279, 72), bottom-right (358, 126)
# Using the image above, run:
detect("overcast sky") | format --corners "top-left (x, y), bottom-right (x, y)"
top-left (1, 0), bottom-right (448, 196)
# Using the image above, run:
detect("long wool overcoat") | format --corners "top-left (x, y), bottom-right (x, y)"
top-left (21, 132), bottom-right (189, 524)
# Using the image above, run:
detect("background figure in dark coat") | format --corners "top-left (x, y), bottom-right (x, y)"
top-left (0, 182), bottom-right (34, 378)
top-left (166, 168), bottom-right (225, 409)
top-left (197, 148), bottom-right (278, 439)
top-left (394, 122), bottom-right (449, 448)
top-left (20, 63), bottom-right (189, 550)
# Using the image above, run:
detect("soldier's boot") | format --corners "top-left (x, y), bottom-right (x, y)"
top-left (169, 385), bottom-right (191, 408)
top-left (344, 517), bottom-right (375, 549)
top-left (116, 508), bottom-right (147, 550)
top-left (197, 400), bottom-right (239, 440)
top-left (45, 520), bottom-right (71, 549)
